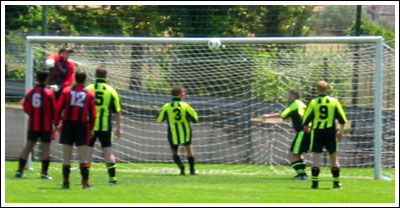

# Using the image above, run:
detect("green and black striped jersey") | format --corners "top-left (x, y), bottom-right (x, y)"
top-left (280, 99), bottom-right (307, 132)
top-left (157, 97), bottom-right (198, 145)
top-left (86, 78), bottom-right (122, 131)
top-left (302, 95), bottom-right (347, 130)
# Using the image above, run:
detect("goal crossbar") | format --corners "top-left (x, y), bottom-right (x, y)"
top-left (26, 36), bottom-right (383, 44)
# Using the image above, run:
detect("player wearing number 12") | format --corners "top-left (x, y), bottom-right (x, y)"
top-left (57, 70), bottom-right (96, 189)
top-left (157, 86), bottom-right (199, 175)
top-left (302, 81), bottom-right (347, 189)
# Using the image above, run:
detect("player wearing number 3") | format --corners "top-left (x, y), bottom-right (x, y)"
top-left (157, 86), bottom-right (199, 175)
top-left (56, 70), bottom-right (96, 189)
top-left (302, 81), bottom-right (347, 189)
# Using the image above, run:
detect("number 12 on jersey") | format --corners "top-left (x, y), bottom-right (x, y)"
top-left (70, 91), bottom-right (86, 107)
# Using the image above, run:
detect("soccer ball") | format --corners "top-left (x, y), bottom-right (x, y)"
top-left (45, 59), bottom-right (55, 67)
top-left (208, 38), bottom-right (221, 51)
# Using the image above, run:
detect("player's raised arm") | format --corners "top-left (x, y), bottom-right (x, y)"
top-left (261, 112), bottom-right (280, 119)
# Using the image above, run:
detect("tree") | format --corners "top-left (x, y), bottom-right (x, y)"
top-left (308, 5), bottom-right (357, 34)
top-left (243, 5), bottom-right (313, 37)
top-left (346, 20), bottom-right (395, 48)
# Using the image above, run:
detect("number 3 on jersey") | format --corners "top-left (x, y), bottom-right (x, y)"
top-left (172, 108), bottom-right (182, 121)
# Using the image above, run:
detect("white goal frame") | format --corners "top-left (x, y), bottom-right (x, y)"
top-left (25, 36), bottom-right (384, 179)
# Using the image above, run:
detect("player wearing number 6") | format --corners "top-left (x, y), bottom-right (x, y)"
top-left (16, 71), bottom-right (57, 180)
top-left (86, 66), bottom-right (122, 186)
top-left (302, 81), bottom-right (347, 189)
top-left (157, 86), bottom-right (199, 175)
top-left (56, 70), bottom-right (96, 189)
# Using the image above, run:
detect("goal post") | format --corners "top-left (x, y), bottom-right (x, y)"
top-left (373, 38), bottom-right (383, 180)
top-left (23, 38), bottom-right (34, 170)
top-left (24, 36), bottom-right (390, 179)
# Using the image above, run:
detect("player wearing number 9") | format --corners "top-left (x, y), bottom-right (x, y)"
top-left (157, 86), bottom-right (199, 175)
top-left (56, 70), bottom-right (96, 189)
top-left (302, 81), bottom-right (347, 189)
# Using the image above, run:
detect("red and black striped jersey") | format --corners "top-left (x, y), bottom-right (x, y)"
top-left (46, 53), bottom-right (75, 89)
top-left (23, 85), bottom-right (57, 131)
top-left (57, 84), bottom-right (96, 128)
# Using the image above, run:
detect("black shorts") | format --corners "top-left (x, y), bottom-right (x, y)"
top-left (89, 131), bottom-right (113, 148)
top-left (168, 130), bottom-right (192, 151)
top-left (310, 127), bottom-right (338, 154)
top-left (290, 131), bottom-right (311, 155)
top-left (27, 131), bottom-right (51, 143)
top-left (60, 121), bottom-right (90, 146)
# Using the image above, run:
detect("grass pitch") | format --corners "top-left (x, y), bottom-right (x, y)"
top-left (4, 161), bottom-right (396, 203)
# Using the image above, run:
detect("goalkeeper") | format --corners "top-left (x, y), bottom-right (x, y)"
top-left (45, 47), bottom-right (75, 98)
top-left (157, 86), bottom-right (199, 175)
top-left (262, 89), bottom-right (310, 180)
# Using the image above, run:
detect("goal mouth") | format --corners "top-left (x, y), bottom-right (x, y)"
top-left (22, 36), bottom-right (394, 179)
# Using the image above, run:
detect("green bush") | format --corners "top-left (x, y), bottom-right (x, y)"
top-left (5, 67), bottom-right (25, 80)
top-left (346, 20), bottom-right (395, 48)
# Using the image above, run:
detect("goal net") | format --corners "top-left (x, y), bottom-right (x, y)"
top-left (22, 37), bottom-right (395, 179)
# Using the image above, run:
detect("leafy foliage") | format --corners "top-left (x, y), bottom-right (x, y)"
top-left (346, 20), bottom-right (395, 48)
top-left (5, 67), bottom-right (25, 80)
